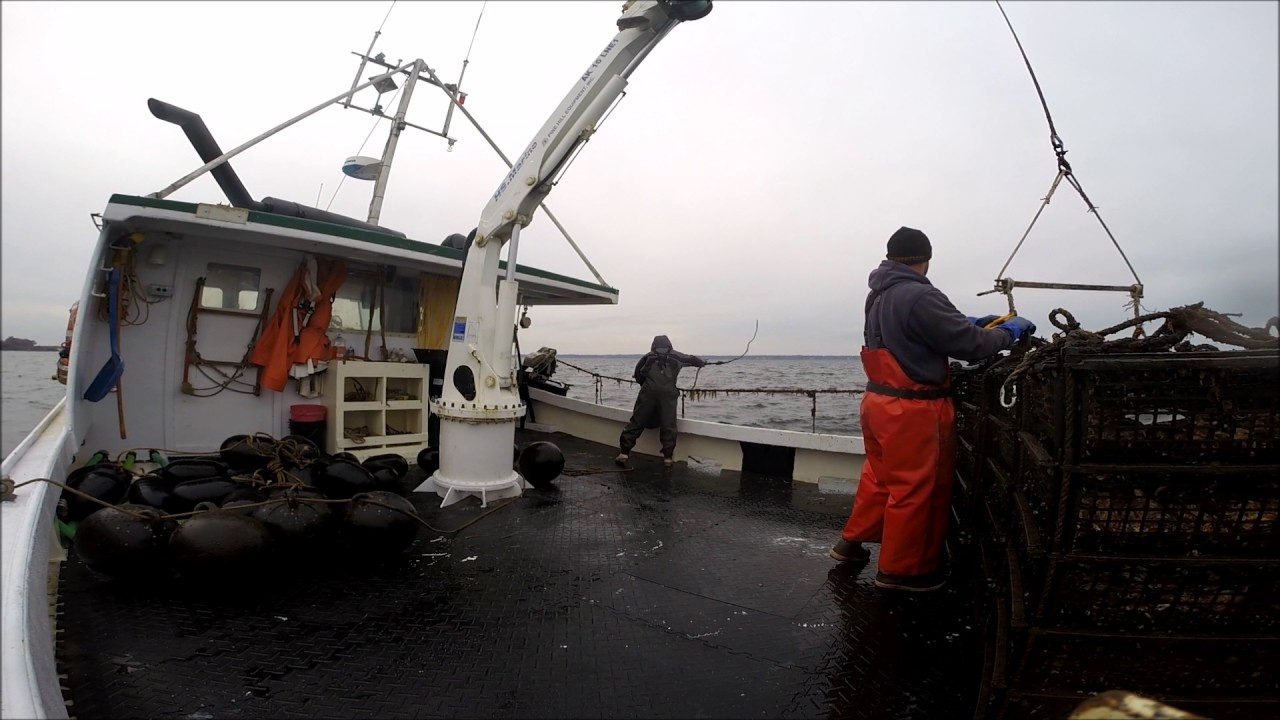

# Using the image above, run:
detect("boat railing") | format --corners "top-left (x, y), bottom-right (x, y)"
top-left (555, 359), bottom-right (864, 433)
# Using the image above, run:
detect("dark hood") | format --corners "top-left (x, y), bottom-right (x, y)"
top-left (868, 259), bottom-right (933, 294)
top-left (650, 335), bottom-right (673, 351)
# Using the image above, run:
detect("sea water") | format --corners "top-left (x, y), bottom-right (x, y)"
top-left (1, 352), bottom-right (867, 460)
top-left (553, 355), bottom-right (866, 436)
top-left (2, 351), bottom-right (66, 460)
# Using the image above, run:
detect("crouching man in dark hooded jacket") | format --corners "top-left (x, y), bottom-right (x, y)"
top-left (615, 335), bottom-right (707, 467)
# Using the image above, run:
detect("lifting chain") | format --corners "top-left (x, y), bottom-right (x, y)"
top-left (988, 2), bottom-right (1145, 334)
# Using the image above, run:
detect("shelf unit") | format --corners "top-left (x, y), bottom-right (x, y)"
top-left (323, 360), bottom-right (429, 461)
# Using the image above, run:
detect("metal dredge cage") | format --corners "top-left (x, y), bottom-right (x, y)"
top-left (954, 310), bottom-right (1280, 720)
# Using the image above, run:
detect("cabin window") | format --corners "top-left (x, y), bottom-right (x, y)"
top-left (329, 272), bottom-right (420, 336)
top-left (200, 263), bottom-right (261, 311)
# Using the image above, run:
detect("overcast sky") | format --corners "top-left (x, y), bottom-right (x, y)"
top-left (2, 1), bottom-right (1276, 354)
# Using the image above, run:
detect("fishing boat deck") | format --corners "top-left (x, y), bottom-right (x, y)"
top-left (56, 430), bottom-right (982, 719)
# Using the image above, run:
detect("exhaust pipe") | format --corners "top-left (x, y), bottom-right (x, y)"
top-left (147, 99), bottom-right (406, 238)
top-left (148, 99), bottom-right (258, 210)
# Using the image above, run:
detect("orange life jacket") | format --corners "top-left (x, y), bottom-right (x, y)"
top-left (251, 257), bottom-right (347, 392)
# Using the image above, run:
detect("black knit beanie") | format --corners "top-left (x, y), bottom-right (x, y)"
top-left (886, 226), bottom-right (932, 264)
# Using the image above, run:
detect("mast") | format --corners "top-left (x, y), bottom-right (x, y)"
top-left (367, 59), bottom-right (423, 225)
top-left (338, 52), bottom-right (470, 226)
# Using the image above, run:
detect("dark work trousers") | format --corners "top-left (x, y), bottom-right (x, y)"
top-left (618, 386), bottom-right (680, 458)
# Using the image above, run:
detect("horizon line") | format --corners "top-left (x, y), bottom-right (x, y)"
top-left (555, 353), bottom-right (858, 358)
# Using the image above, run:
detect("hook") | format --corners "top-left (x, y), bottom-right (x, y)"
top-left (999, 376), bottom-right (1018, 409)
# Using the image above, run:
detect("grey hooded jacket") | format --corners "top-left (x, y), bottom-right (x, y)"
top-left (632, 335), bottom-right (706, 399)
top-left (864, 260), bottom-right (1013, 386)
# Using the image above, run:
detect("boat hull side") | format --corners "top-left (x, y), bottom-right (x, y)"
top-left (1, 400), bottom-right (74, 720)
top-left (526, 389), bottom-right (864, 484)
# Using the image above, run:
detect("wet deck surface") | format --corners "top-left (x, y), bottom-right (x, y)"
top-left (57, 431), bottom-right (982, 719)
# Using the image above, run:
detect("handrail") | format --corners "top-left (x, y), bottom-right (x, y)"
top-left (555, 359), bottom-right (864, 433)
top-left (0, 398), bottom-right (66, 477)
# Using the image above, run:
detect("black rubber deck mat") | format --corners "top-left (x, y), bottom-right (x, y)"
top-left (56, 431), bottom-right (982, 719)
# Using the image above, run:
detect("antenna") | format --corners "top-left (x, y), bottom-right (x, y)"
top-left (442, 1), bottom-right (488, 147)
top-left (340, 56), bottom-right (462, 225)
top-left (344, 0), bottom-right (398, 108)
top-left (331, 0), bottom-right (484, 223)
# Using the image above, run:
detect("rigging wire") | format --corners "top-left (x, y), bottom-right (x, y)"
top-left (326, 0), bottom-right (479, 211)
top-left (992, 1), bottom-right (1143, 288)
top-left (464, 1), bottom-right (487, 63)
top-left (377, 0), bottom-right (397, 34)
top-left (325, 77), bottom-right (404, 212)
top-left (324, 0), bottom-right (401, 212)
top-left (441, 1), bottom-right (486, 148)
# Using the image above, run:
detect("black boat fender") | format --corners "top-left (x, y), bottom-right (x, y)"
top-left (518, 442), bottom-right (566, 489)
top-left (252, 487), bottom-right (334, 548)
top-left (317, 459), bottom-right (379, 499)
top-left (362, 453), bottom-right (409, 480)
top-left (416, 447), bottom-right (440, 476)
top-left (74, 505), bottom-right (177, 578)
top-left (168, 508), bottom-right (273, 578)
top-left (127, 473), bottom-right (176, 511)
top-left (220, 486), bottom-right (269, 515)
top-left (167, 476), bottom-right (241, 514)
top-left (218, 435), bottom-right (276, 473)
top-left (59, 465), bottom-right (131, 522)
top-left (159, 458), bottom-right (230, 484)
top-left (342, 491), bottom-right (420, 554)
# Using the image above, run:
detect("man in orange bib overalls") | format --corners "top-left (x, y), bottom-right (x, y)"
top-left (831, 227), bottom-right (1036, 592)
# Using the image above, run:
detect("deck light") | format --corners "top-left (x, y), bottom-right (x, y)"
top-left (372, 74), bottom-right (398, 95)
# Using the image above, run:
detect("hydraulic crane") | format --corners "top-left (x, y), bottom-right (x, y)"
top-left (419, 0), bottom-right (714, 507)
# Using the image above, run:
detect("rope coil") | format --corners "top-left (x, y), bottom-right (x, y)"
top-left (983, 303), bottom-right (1279, 408)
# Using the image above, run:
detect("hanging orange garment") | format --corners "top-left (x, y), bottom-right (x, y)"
top-left (292, 258), bottom-right (347, 366)
top-left (251, 264), bottom-right (307, 393)
top-left (251, 257), bottom-right (347, 392)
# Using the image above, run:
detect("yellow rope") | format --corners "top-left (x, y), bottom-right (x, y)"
top-left (983, 313), bottom-right (1017, 330)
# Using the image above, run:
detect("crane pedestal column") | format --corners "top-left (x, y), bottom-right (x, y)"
top-left (416, 400), bottom-right (527, 507)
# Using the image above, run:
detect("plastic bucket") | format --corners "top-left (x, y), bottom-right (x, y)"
top-left (288, 404), bottom-right (327, 452)
top-left (290, 405), bottom-right (327, 422)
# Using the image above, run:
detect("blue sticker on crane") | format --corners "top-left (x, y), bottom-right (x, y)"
top-left (452, 317), bottom-right (467, 343)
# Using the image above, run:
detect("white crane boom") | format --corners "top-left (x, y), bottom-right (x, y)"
top-left (421, 0), bottom-right (712, 508)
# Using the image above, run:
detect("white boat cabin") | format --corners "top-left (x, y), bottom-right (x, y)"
top-left (68, 193), bottom-right (617, 461)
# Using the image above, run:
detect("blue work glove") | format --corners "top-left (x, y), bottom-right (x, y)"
top-left (998, 317), bottom-right (1037, 342)
top-left (968, 314), bottom-right (1001, 328)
